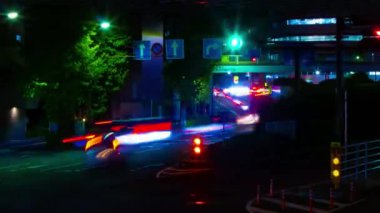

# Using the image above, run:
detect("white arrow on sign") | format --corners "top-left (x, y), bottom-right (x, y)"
top-left (139, 43), bottom-right (145, 58)
top-left (171, 41), bottom-right (178, 57)
top-left (206, 43), bottom-right (219, 56)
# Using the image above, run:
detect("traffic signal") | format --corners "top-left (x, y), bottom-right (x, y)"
top-left (233, 75), bottom-right (239, 84)
top-left (227, 34), bottom-right (243, 50)
top-left (192, 136), bottom-right (203, 156)
top-left (374, 29), bottom-right (380, 37)
top-left (331, 142), bottom-right (342, 189)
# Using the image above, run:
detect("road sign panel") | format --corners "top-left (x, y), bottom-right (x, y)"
top-left (133, 41), bottom-right (151, 60)
top-left (203, 38), bottom-right (223, 59)
top-left (166, 39), bottom-right (184, 59)
top-left (151, 43), bottom-right (163, 56)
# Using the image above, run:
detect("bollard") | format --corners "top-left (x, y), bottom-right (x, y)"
top-left (350, 181), bottom-right (355, 202)
top-left (281, 189), bottom-right (286, 210)
top-left (269, 179), bottom-right (274, 197)
top-left (309, 188), bottom-right (313, 213)
top-left (329, 187), bottom-right (334, 209)
top-left (256, 184), bottom-right (261, 205)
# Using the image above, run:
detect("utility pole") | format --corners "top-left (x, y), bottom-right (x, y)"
top-left (294, 48), bottom-right (301, 143)
top-left (335, 17), bottom-right (346, 146)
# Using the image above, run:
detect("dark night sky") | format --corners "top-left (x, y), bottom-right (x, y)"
top-left (2, 0), bottom-right (380, 23)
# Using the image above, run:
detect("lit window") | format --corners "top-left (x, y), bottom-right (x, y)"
top-left (286, 18), bottom-right (337, 25)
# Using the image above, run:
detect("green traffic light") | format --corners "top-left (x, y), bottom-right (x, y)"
top-left (228, 35), bottom-right (243, 49)
top-left (7, 12), bottom-right (18, 20)
top-left (100, 21), bottom-right (110, 29)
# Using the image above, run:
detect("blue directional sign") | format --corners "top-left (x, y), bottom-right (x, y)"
top-left (166, 39), bottom-right (184, 59)
top-left (133, 41), bottom-right (151, 60)
top-left (203, 38), bottom-right (223, 59)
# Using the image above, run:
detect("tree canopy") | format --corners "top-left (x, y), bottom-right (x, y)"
top-left (23, 6), bottom-right (131, 135)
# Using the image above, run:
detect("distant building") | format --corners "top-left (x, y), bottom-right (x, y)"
top-left (265, 17), bottom-right (380, 83)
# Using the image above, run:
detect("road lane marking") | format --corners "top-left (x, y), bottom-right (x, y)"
top-left (0, 163), bottom-right (32, 170)
top-left (156, 166), bottom-right (211, 179)
top-left (130, 163), bottom-right (164, 172)
top-left (27, 164), bottom-right (46, 169)
top-left (135, 148), bottom-right (162, 154)
top-left (41, 162), bottom-right (83, 172)
top-left (246, 199), bottom-right (278, 213)
top-left (329, 199), bottom-right (366, 213)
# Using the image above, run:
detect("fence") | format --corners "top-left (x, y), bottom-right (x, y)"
top-left (342, 139), bottom-right (380, 180)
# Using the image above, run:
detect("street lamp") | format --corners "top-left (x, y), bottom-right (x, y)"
top-left (7, 12), bottom-right (18, 20)
top-left (100, 21), bottom-right (110, 30)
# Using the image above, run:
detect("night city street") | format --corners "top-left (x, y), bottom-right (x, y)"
top-left (0, 128), bottom-right (328, 212)
top-left (2, 0), bottom-right (380, 212)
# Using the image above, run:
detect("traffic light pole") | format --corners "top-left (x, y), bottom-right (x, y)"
top-left (209, 73), bottom-right (214, 116)
top-left (294, 48), bottom-right (301, 144)
top-left (335, 17), bottom-right (347, 149)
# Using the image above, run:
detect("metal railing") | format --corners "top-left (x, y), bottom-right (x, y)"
top-left (342, 139), bottom-right (380, 179)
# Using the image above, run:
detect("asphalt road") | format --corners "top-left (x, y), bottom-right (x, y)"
top-left (0, 126), bottom-right (374, 212)
top-left (0, 126), bottom-right (250, 212)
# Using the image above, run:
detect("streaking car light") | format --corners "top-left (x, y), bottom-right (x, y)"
top-left (94, 120), bottom-right (112, 125)
top-left (251, 87), bottom-right (271, 96)
top-left (103, 132), bottom-right (113, 140)
top-left (241, 105), bottom-right (249, 111)
top-left (237, 114), bottom-right (260, 125)
top-left (272, 86), bottom-right (281, 94)
top-left (184, 124), bottom-right (233, 134)
top-left (223, 86), bottom-right (251, 97)
top-left (85, 135), bottom-right (103, 151)
top-left (112, 139), bottom-right (120, 150)
top-left (116, 131), bottom-right (172, 145)
top-left (111, 125), bottom-right (126, 132)
top-left (133, 122), bottom-right (172, 134)
top-left (232, 99), bottom-right (243, 105)
top-left (96, 148), bottom-right (114, 159)
top-left (62, 134), bottom-right (96, 143)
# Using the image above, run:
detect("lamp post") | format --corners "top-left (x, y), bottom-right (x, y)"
top-left (100, 21), bottom-right (110, 30)
top-left (7, 12), bottom-right (19, 20)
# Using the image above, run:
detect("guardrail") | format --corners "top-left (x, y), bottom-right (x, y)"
top-left (342, 139), bottom-right (380, 180)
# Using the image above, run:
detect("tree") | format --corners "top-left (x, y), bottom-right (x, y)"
top-left (67, 24), bottom-right (130, 120)
top-left (164, 60), bottom-right (214, 104)
top-left (24, 5), bottom-right (131, 137)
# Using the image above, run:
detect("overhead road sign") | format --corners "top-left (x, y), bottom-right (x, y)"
top-left (166, 39), bottom-right (184, 59)
top-left (151, 42), bottom-right (164, 56)
top-left (133, 41), bottom-right (151, 60)
top-left (203, 38), bottom-right (223, 59)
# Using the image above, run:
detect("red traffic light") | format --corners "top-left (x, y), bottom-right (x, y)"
top-left (374, 30), bottom-right (380, 37)
top-left (193, 146), bottom-right (202, 155)
top-left (193, 137), bottom-right (203, 146)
